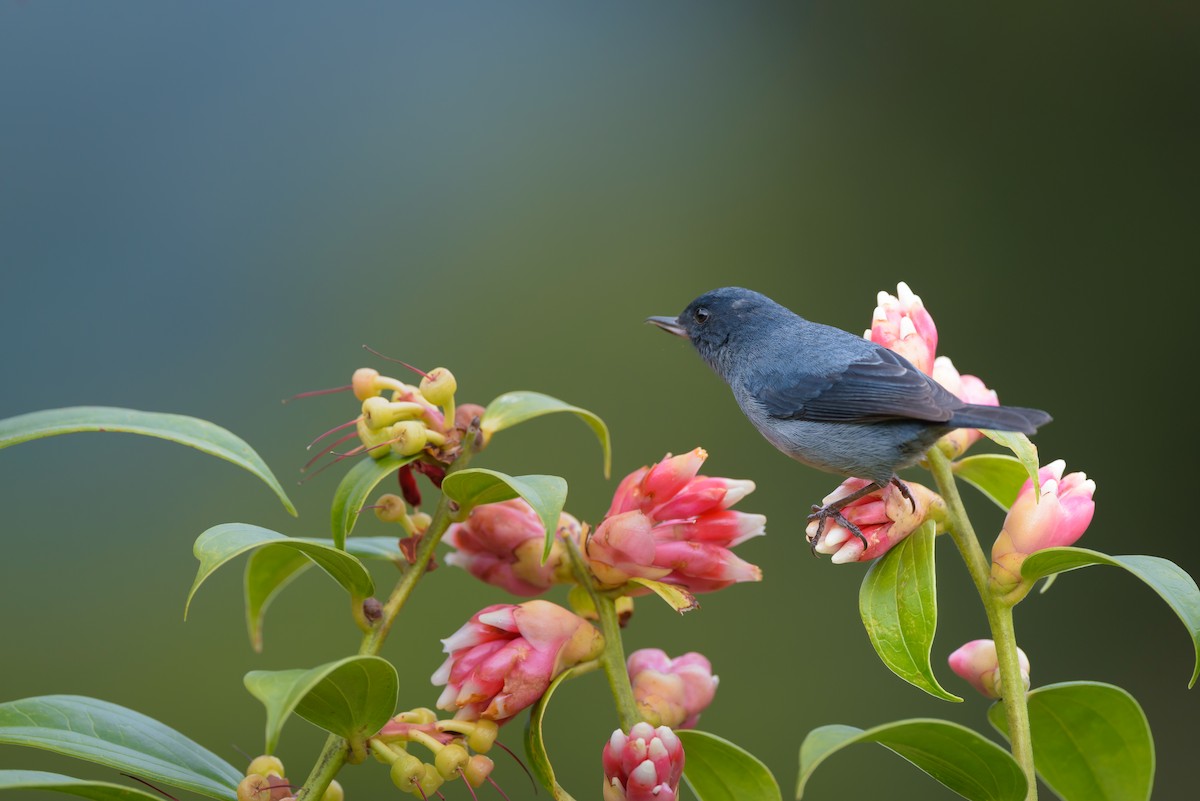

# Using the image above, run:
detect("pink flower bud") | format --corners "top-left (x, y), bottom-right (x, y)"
top-left (931, 356), bottom-right (999, 457)
top-left (866, 281), bottom-right (938, 375)
top-left (444, 499), bottom-right (578, 596)
top-left (990, 460), bottom-right (1096, 595)
top-left (588, 450), bottom-right (765, 593)
top-left (602, 723), bottom-right (685, 801)
top-left (805, 478), bottom-right (943, 563)
top-left (432, 600), bottom-right (603, 723)
top-left (948, 639), bottom-right (1030, 699)
top-left (627, 649), bottom-right (718, 728)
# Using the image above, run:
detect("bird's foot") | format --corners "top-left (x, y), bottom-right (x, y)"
top-left (807, 503), bottom-right (869, 554)
top-left (890, 476), bottom-right (918, 512)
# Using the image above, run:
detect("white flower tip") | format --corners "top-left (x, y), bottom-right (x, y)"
top-left (1080, 478), bottom-right (1097, 496)
top-left (430, 656), bottom-right (453, 686)
top-left (876, 291), bottom-right (892, 307)
top-left (477, 608), bottom-right (515, 630)
top-left (1040, 478), bottom-right (1060, 498)
top-left (863, 328), bottom-right (873, 340)
top-left (822, 528), bottom-right (850, 548)
top-left (648, 739), bottom-right (668, 760)
top-left (897, 281), bottom-right (916, 304)
top-left (830, 542), bottom-right (863, 564)
top-left (631, 760), bottom-right (659, 785)
top-left (1045, 459), bottom-right (1067, 478)
top-left (872, 304), bottom-right (889, 322)
top-left (609, 729), bottom-right (628, 750)
top-left (899, 316), bottom-right (918, 339)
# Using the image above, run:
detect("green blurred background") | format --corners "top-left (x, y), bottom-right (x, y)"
top-left (2, 3), bottom-right (1196, 799)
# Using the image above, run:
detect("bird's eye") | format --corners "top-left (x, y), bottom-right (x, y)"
top-left (693, 307), bottom-right (710, 324)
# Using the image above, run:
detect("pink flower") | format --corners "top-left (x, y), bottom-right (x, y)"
top-left (432, 601), bottom-right (603, 723)
top-left (931, 356), bottom-right (1000, 457)
top-left (587, 449), bottom-right (764, 593)
top-left (627, 649), bottom-right (718, 728)
top-left (602, 723), bottom-right (685, 801)
top-left (444, 499), bottom-right (579, 596)
top-left (806, 478), bottom-right (944, 563)
top-left (948, 639), bottom-right (1030, 699)
top-left (866, 281), bottom-right (939, 375)
top-left (990, 460), bottom-right (1096, 596)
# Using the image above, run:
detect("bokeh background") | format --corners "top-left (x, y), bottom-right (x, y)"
top-left (2, 3), bottom-right (1197, 800)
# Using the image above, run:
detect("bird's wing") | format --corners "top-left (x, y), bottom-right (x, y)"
top-left (756, 347), bottom-right (960, 423)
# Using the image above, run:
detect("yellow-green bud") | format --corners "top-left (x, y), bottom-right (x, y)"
top-left (390, 421), bottom-right (428, 457)
top-left (410, 512), bottom-right (432, 533)
top-left (373, 494), bottom-right (409, 524)
top-left (361, 397), bottom-right (427, 429)
top-left (389, 751), bottom-right (425, 790)
top-left (413, 765), bottom-right (444, 796)
top-left (394, 707), bottom-right (438, 725)
top-left (246, 756), bottom-right (285, 779)
top-left (356, 417), bottom-right (396, 460)
top-left (434, 744), bottom-right (470, 779)
top-left (352, 368), bottom-right (404, 400)
top-left (463, 754), bottom-right (495, 788)
top-left (467, 719), bottom-right (499, 753)
top-left (419, 368), bottom-right (457, 407)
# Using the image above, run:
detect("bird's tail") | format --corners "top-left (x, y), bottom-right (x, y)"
top-left (948, 404), bottom-right (1052, 434)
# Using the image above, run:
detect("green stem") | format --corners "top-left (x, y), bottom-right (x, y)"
top-left (297, 426), bottom-right (481, 800)
top-left (564, 537), bottom-right (639, 729)
top-left (926, 447), bottom-right (1037, 801)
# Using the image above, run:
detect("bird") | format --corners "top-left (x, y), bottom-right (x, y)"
top-left (646, 286), bottom-right (1051, 550)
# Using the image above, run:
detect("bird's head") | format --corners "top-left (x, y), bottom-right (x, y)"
top-left (647, 287), bottom-right (782, 371)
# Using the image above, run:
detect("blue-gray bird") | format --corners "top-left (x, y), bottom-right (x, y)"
top-left (647, 287), bottom-right (1051, 549)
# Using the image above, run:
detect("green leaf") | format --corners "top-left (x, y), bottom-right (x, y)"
top-left (952, 454), bottom-right (1029, 510)
top-left (1020, 547), bottom-right (1200, 687)
top-left (244, 537), bottom-right (402, 652)
top-left (442, 469), bottom-right (568, 560)
top-left (980, 430), bottom-right (1039, 496)
top-left (989, 682), bottom-right (1153, 801)
top-left (524, 666), bottom-right (583, 801)
top-left (187, 523), bottom-right (374, 619)
top-left (679, 730), bottom-right (781, 801)
top-left (480, 391), bottom-right (611, 478)
top-left (244, 656), bottom-right (398, 754)
top-left (0, 695), bottom-right (241, 800)
top-left (329, 454), bottom-right (417, 549)
top-left (0, 771), bottom-right (166, 801)
top-left (859, 521), bottom-right (961, 702)
top-left (797, 719), bottom-right (1026, 801)
top-left (629, 577), bottom-right (699, 613)
top-left (0, 406), bottom-right (295, 516)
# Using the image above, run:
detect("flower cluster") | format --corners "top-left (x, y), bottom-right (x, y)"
top-left (373, 707), bottom-right (498, 797)
top-left (585, 448), bottom-right (765, 593)
top-left (806, 477), bottom-right (944, 563)
top-left (431, 600), bottom-right (603, 723)
top-left (627, 648), bottom-right (718, 728)
top-left (602, 723), bottom-right (685, 801)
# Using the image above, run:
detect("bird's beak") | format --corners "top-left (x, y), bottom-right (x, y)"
top-left (646, 315), bottom-right (688, 338)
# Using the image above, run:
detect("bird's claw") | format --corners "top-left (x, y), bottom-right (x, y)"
top-left (891, 476), bottom-right (918, 512)
top-left (806, 504), bottom-right (869, 554)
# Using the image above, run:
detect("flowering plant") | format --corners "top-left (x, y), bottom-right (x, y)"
top-left (0, 282), bottom-right (1196, 801)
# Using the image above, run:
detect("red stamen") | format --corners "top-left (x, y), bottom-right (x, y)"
top-left (494, 740), bottom-right (536, 794)
top-left (302, 431), bottom-right (360, 471)
top-left (362, 344), bottom-right (432, 379)
top-left (435, 791), bottom-right (447, 800)
top-left (487, 775), bottom-right (514, 801)
top-left (119, 774), bottom-right (180, 801)
top-left (282, 384), bottom-right (353, 403)
top-left (416, 784), bottom-right (429, 801)
top-left (306, 417), bottom-right (358, 450)
top-left (460, 770), bottom-right (480, 801)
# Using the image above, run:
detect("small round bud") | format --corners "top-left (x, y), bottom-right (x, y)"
top-left (390, 421), bottom-right (428, 456)
top-left (410, 512), bottom-right (432, 533)
top-left (420, 368), bottom-right (457, 406)
top-left (353, 368), bottom-right (382, 400)
top-left (389, 751), bottom-right (426, 790)
top-left (394, 706), bottom-right (438, 725)
top-left (317, 780), bottom-right (343, 801)
top-left (246, 755), bottom-right (285, 779)
top-left (414, 765), bottom-right (445, 796)
top-left (356, 417), bottom-right (396, 460)
top-left (237, 775), bottom-right (270, 801)
top-left (463, 754), bottom-right (495, 788)
top-left (455, 403), bottom-right (486, 432)
top-left (373, 494), bottom-right (409, 523)
top-left (466, 719), bottom-right (499, 753)
top-left (362, 597), bottom-right (383, 623)
top-left (434, 743), bottom-right (470, 779)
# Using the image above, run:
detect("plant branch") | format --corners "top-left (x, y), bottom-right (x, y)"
top-left (564, 537), bottom-right (639, 729)
top-left (926, 447), bottom-right (1037, 801)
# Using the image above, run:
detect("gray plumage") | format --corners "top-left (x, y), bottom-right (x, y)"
top-left (648, 287), bottom-right (1050, 487)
